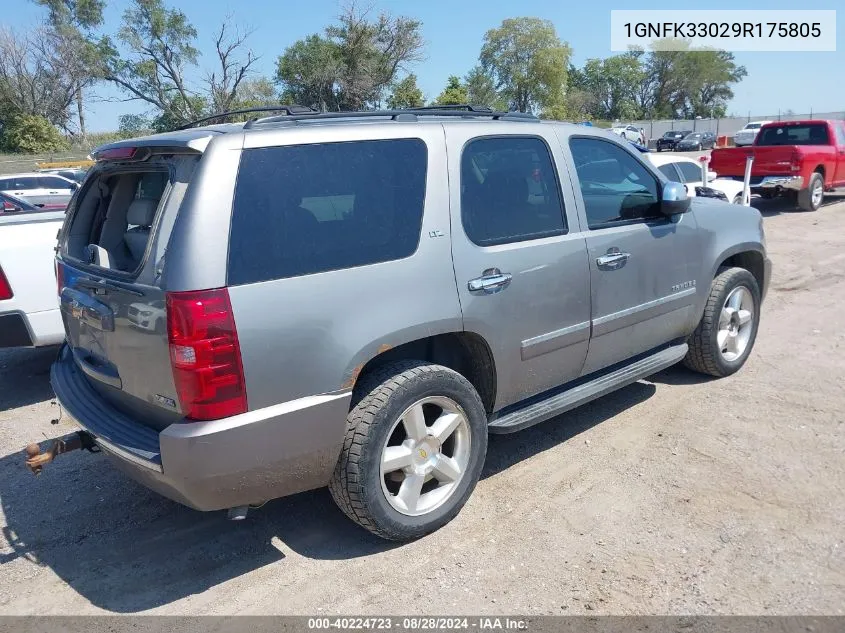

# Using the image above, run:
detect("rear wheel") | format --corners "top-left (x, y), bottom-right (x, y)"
top-left (797, 172), bottom-right (824, 211)
top-left (684, 267), bottom-right (761, 377)
top-left (329, 361), bottom-right (488, 541)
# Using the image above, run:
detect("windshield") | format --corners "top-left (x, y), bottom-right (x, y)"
top-left (684, 133), bottom-right (701, 140)
top-left (757, 124), bottom-right (829, 146)
top-left (745, 123), bottom-right (761, 130)
top-left (662, 132), bottom-right (677, 138)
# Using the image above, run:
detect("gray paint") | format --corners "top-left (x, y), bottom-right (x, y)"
top-left (53, 115), bottom-right (770, 514)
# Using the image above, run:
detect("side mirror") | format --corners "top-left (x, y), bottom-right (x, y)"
top-left (662, 181), bottom-right (691, 216)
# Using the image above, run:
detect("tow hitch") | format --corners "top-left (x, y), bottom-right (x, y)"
top-left (24, 431), bottom-right (99, 475)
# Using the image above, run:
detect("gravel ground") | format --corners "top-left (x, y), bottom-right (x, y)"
top-left (1, 194), bottom-right (844, 615)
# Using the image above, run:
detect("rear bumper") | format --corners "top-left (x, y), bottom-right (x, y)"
top-left (51, 344), bottom-right (351, 511)
top-left (753, 175), bottom-right (804, 191)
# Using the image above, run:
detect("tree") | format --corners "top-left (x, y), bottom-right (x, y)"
top-left (205, 21), bottom-right (259, 114)
top-left (387, 73), bottom-right (423, 108)
top-left (117, 112), bottom-right (152, 137)
top-left (100, 0), bottom-right (263, 130)
top-left (577, 53), bottom-right (644, 120)
top-left (101, 0), bottom-right (203, 126)
top-left (275, 4), bottom-right (425, 111)
top-left (33, 0), bottom-right (107, 136)
top-left (0, 26), bottom-right (92, 133)
top-left (464, 65), bottom-right (507, 109)
top-left (0, 113), bottom-right (68, 153)
top-left (479, 17), bottom-right (570, 113)
top-left (433, 75), bottom-right (467, 105)
top-left (676, 50), bottom-right (747, 118)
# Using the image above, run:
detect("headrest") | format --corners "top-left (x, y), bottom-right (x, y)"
top-left (127, 198), bottom-right (158, 227)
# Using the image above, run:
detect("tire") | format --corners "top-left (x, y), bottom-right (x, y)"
top-left (684, 267), bottom-right (761, 378)
top-left (797, 172), bottom-right (824, 211)
top-left (329, 360), bottom-right (488, 541)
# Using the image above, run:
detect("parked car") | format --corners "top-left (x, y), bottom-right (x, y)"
top-left (647, 154), bottom-right (745, 204)
top-left (655, 130), bottom-right (693, 152)
top-left (0, 172), bottom-right (78, 208)
top-left (1, 192), bottom-right (67, 214)
top-left (611, 124), bottom-right (644, 144)
top-left (734, 121), bottom-right (773, 147)
top-left (35, 108), bottom-right (770, 541)
top-left (39, 168), bottom-right (89, 183)
top-left (0, 210), bottom-right (66, 348)
top-left (676, 131), bottom-right (716, 151)
top-left (1, 192), bottom-right (39, 214)
top-left (710, 119), bottom-right (845, 211)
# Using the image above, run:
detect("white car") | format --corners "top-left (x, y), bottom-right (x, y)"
top-left (733, 121), bottom-right (773, 147)
top-left (0, 210), bottom-right (66, 348)
top-left (611, 124), bottom-right (644, 144)
top-left (647, 154), bottom-right (745, 205)
top-left (0, 172), bottom-right (78, 208)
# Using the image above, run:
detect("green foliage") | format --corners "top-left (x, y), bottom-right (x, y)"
top-left (577, 53), bottom-right (644, 120)
top-left (479, 17), bottom-right (570, 113)
top-left (117, 113), bottom-right (152, 137)
top-left (276, 6), bottom-right (425, 111)
top-left (464, 66), bottom-right (507, 110)
top-left (433, 76), bottom-right (468, 106)
top-left (34, 0), bottom-right (105, 29)
top-left (0, 113), bottom-right (68, 153)
top-left (387, 74), bottom-right (424, 109)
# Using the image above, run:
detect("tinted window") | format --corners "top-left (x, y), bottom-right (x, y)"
top-left (569, 137), bottom-right (661, 228)
top-left (758, 124), bottom-right (829, 146)
top-left (460, 136), bottom-right (565, 246)
top-left (228, 139), bottom-right (427, 285)
top-left (676, 162), bottom-right (703, 183)
top-left (3, 177), bottom-right (37, 190)
top-left (657, 164), bottom-right (680, 181)
top-left (39, 176), bottom-right (71, 189)
top-left (0, 179), bottom-right (7, 190)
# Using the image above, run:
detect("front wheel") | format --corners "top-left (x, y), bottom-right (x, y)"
top-left (684, 267), bottom-right (761, 377)
top-left (329, 361), bottom-right (488, 541)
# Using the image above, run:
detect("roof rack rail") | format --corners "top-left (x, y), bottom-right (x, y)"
top-left (411, 104), bottom-right (495, 112)
top-left (242, 107), bottom-right (538, 129)
top-left (176, 105), bottom-right (317, 130)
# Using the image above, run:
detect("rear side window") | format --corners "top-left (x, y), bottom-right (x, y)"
top-left (676, 162), bottom-right (703, 183)
top-left (657, 164), bottom-right (680, 181)
top-left (460, 136), bottom-right (566, 246)
top-left (228, 139), bottom-right (427, 285)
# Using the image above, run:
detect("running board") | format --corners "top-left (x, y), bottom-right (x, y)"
top-left (488, 343), bottom-right (688, 434)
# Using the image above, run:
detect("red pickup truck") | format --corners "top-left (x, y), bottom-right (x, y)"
top-left (710, 120), bottom-right (845, 211)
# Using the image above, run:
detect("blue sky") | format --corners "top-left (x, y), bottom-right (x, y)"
top-left (8, 0), bottom-right (844, 131)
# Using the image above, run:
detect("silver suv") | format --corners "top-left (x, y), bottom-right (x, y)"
top-left (38, 106), bottom-right (770, 541)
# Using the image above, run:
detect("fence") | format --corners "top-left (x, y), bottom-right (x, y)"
top-left (620, 111), bottom-right (845, 143)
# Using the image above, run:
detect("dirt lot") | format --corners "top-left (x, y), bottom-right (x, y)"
top-left (1, 194), bottom-right (844, 615)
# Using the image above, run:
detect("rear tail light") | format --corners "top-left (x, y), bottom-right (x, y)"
top-left (0, 266), bottom-right (12, 300)
top-left (56, 261), bottom-right (64, 296)
top-left (166, 288), bottom-right (247, 420)
top-left (791, 150), bottom-right (802, 173)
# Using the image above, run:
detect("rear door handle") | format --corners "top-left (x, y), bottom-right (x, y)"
top-left (468, 269), bottom-right (512, 294)
top-left (596, 251), bottom-right (630, 270)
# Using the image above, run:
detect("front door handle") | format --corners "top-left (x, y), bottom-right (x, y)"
top-left (468, 268), bottom-right (512, 294)
top-left (596, 250), bottom-right (630, 270)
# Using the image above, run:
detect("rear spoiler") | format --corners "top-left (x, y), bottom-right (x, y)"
top-left (91, 128), bottom-right (224, 159)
